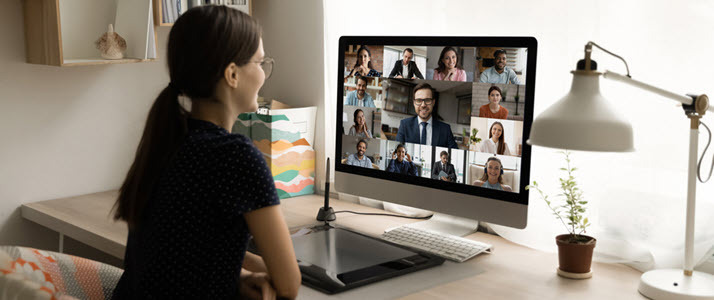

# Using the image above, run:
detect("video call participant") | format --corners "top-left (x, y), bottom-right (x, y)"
top-left (345, 139), bottom-right (373, 168)
top-left (344, 76), bottom-right (375, 107)
top-left (478, 85), bottom-right (509, 119)
top-left (387, 144), bottom-right (418, 176)
top-left (348, 109), bottom-right (372, 138)
top-left (473, 156), bottom-right (513, 192)
top-left (479, 49), bottom-right (521, 84)
top-left (431, 151), bottom-right (456, 182)
top-left (388, 48), bottom-right (424, 79)
top-left (479, 121), bottom-right (512, 155)
top-left (396, 83), bottom-right (459, 148)
top-left (347, 46), bottom-right (381, 77)
top-left (433, 47), bottom-right (467, 81)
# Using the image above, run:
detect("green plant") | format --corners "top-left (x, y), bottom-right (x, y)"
top-left (470, 128), bottom-right (482, 144)
top-left (526, 151), bottom-right (591, 243)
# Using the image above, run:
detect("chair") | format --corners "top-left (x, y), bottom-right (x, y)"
top-left (0, 246), bottom-right (123, 300)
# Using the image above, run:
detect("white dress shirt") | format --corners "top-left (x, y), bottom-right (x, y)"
top-left (417, 116), bottom-right (433, 146)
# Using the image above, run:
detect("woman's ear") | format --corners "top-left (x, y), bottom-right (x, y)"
top-left (224, 62), bottom-right (239, 88)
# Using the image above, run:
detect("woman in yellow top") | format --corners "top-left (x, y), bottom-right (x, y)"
top-left (479, 85), bottom-right (508, 119)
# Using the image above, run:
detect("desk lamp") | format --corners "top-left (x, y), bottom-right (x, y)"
top-left (527, 41), bottom-right (714, 299)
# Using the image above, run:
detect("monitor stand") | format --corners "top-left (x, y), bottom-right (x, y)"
top-left (399, 213), bottom-right (479, 237)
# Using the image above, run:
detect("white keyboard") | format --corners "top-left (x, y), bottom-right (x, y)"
top-left (381, 226), bottom-right (493, 262)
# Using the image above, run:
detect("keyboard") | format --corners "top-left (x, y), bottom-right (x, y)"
top-left (381, 226), bottom-right (493, 262)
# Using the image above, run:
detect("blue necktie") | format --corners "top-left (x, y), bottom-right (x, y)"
top-left (420, 122), bottom-right (427, 145)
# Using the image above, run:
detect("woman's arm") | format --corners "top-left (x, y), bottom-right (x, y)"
top-left (243, 252), bottom-right (267, 273)
top-left (245, 205), bottom-right (301, 299)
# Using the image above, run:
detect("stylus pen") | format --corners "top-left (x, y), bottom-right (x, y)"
top-left (324, 158), bottom-right (330, 210)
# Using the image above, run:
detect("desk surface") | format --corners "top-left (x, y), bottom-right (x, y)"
top-left (21, 191), bottom-right (645, 299)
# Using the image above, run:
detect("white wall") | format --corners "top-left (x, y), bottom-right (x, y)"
top-left (252, 0), bottom-right (326, 189)
top-left (0, 1), bottom-right (170, 265)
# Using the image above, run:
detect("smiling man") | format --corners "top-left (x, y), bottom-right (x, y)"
top-left (388, 48), bottom-right (424, 79)
top-left (344, 76), bottom-right (376, 107)
top-left (345, 139), bottom-right (373, 168)
top-left (479, 49), bottom-right (521, 84)
top-left (396, 83), bottom-right (458, 148)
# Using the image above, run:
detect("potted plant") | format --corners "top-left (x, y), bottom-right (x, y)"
top-left (469, 128), bottom-right (482, 151)
top-left (526, 151), bottom-right (596, 279)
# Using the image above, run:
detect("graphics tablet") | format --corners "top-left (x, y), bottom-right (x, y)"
top-left (291, 226), bottom-right (445, 294)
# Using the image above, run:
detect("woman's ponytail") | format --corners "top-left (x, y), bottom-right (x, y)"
top-left (113, 85), bottom-right (187, 229)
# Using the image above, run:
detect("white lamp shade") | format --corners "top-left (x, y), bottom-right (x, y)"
top-left (527, 72), bottom-right (635, 152)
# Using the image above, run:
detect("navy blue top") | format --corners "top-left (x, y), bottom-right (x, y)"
top-left (113, 118), bottom-right (280, 299)
top-left (387, 159), bottom-right (418, 176)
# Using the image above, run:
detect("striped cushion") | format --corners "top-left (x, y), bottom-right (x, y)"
top-left (0, 246), bottom-right (123, 300)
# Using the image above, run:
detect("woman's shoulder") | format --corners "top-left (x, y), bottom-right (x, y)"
top-left (502, 184), bottom-right (513, 192)
top-left (473, 180), bottom-right (484, 186)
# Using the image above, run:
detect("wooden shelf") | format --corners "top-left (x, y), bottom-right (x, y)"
top-left (23, 0), bottom-right (157, 67)
top-left (62, 58), bottom-right (156, 67)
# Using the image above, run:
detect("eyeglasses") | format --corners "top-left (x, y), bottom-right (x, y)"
top-left (414, 98), bottom-right (434, 105)
top-left (253, 57), bottom-right (274, 79)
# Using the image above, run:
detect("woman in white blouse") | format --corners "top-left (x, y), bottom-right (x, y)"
top-left (479, 121), bottom-right (511, 155)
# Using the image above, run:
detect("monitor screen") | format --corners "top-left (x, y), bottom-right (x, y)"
top-left (334, 37), bottom-right (536, 229)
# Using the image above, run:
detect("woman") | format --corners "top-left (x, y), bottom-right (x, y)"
top-left (348, 46), bottom-right (381, 77)
top-left (473, 156), bottom-right (513, 192)
top-left (479, 85), bottom-right (509, 119)
top-left (433, 47), bottom-right (467, 81)
top-left (479, 121), bottom-right (511, 155)
top-left (112, 6), bottom-right (300, 299)
top-left (348, 109), bottom-right (372, 138)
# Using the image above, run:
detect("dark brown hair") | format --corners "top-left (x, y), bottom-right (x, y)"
top-left (479, 156), bottom-right (503, 183)
top-left (489, 121), bottom-right (506, 155)
top-left (435, 46), bottom-right (463, 74)
top-left (357, 76), bottom-right (369, 86)
top-left (353, 46), bottom-right (374, 70)
top-left (412, 82), bottom-right (434, 99)
top-left (113, 5), bottom-right (262, 229)
top-left (488, 85), bottom-right (502, 98)
top-left (353, 109), bottom-right (364, 128)
top-left (440, 151), bottom-right (449, 158)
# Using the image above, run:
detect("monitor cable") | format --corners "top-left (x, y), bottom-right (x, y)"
top-left (333, 210), bottom-right (434, 220)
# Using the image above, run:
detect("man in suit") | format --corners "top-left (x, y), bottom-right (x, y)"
top-left (388, 48), bottom-right (424, 79)
top-left (344, 76), bottom-right (375, 107)
top-left (431, 151), bottom-right (457, 182)
top-left (396, 83), bottom-right (459, 148)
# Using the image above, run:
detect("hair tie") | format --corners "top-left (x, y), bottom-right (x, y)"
top-left (167, 82), bottom-right (181, 94)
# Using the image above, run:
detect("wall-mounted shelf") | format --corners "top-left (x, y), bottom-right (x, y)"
top-left (23, 0), bottom-right (157, 67)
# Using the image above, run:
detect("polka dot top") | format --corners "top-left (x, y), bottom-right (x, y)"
top-left (112, 118), bottom-right (280, 299)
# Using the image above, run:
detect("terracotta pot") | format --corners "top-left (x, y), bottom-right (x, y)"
top-left (555, 234), bottom-right (596, 274)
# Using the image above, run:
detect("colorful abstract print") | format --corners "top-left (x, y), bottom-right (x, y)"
top-left (234, 113), bottom-right (316, 199)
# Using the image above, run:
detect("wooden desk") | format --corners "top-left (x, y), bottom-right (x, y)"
top-left (21, 191), bottom-right (645, 299)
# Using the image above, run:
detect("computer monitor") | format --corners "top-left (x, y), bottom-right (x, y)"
top-left (334, 36), bottom-right (536, 230)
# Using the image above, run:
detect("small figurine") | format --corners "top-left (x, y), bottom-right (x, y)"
top-left (95, 24), bottom-right (126, 60)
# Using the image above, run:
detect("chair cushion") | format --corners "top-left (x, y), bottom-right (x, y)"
top-left (0, 246), bottom-right (123, 300)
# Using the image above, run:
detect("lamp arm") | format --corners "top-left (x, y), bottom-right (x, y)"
top-left (585, 41), bottom-right (631, 77)
top-left (602, 70), bottom-right (694, 105)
